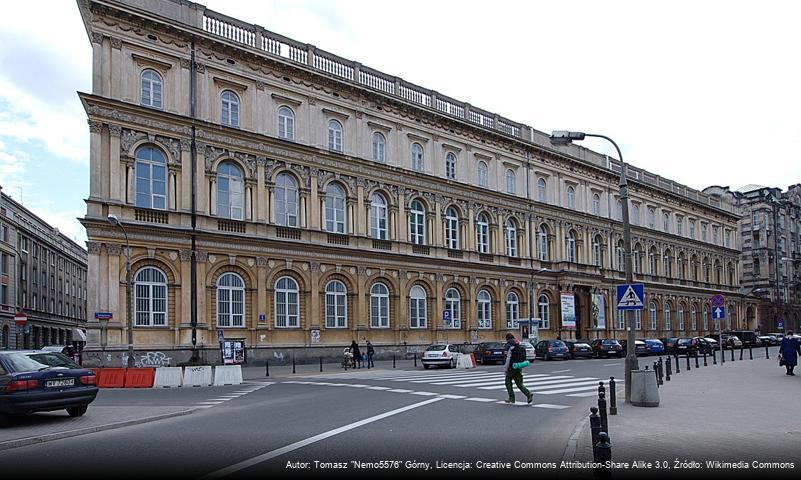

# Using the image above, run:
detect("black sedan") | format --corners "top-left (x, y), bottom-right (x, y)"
top-left (564, 341), bottom-right (593, 359)
top-left (0, 350), bottom-right (98, 420)
top-left (619, 339), bottom-right (649, 356)
top-left (590, 339), bottom-right (623, 358)
top-left (674, 337), bottom-right (699, 357)
top-left (473, 342), bottom-right (507, 365)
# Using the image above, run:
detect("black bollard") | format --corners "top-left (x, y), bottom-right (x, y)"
top-left (713, 349), bottom-right (718, 364)
top-left (740, 347), bottom-right (744, 361)
top-left (594, 432), bottom-right (612, 478)
top-left (598, 381), bottom-right (606, 399)
top-left (686, 353), bottom-right (691, 371)
top-left (292, 354), bottom-right (296, 374)
top-left (721, 346), bottom-right (725, 364)
top-left (665, 356), bottom-right (672, 381)
top-left (414, 352), bottom-right (417, 367)
top-left (598, 390), bottom-right (608, 434)
top-left (609, 377), bottom-right (617, 415)
top-left (730, 346), bottom-right (735, 362)
top-left (265, 359), bottom-right (270, 377)
top-left (656, 358), bottom-right (663, 385)
top-left (320, 356), bottom-right (323, 372)
top-left (694, 353), bottom-right (699, 369)
top-left (589, 407), bottom-right (601, 462)
top-left (765, 345), bottom-right (770, 359)
top-left (749, 346), bottom-right (753, 360)
top-left (652, 362), bottom-right (659, 387)
top-left (393, 354), bottom-right (396, 369)
top-left (703, 352), bottom-right (708, 367)
top-left (675, 354), bottom-right (680, 373)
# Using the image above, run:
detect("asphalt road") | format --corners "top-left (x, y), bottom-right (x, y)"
top-left (0, 354), bottom-right (634, 478)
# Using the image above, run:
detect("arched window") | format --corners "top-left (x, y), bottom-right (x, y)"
top-left (445, 153), bottom-right (457, 180)
top-left (135, 146), bottom-right (167, 210)
top-left (566, 230), bottom-right (577, 263)
top-left (703, 258), bottom-right (710, 283)
top-left (592, 193), bottom-right (600, 215)
top-left (445, 207), bottom-right (459, 249)
top-left (506, 219), bottom-right (518, 257)
top-left (409, 200), bottom-right (426, 245)
top-left (663, 213), bottom-right (670, 232)
top-left (140, 69), bottom-right (163, 109)
top-left (678, 253), bottom-right (686, 279)
top-left (593, 235), bottom-right (602, 267)
top-left (370, 193), bottom-right (388, 240)
top-left (663, 250), bottom-right (673, 277)
top-left (690, 255), bottom-right (698, 281)
top-left (566, 186), bottom-right (575, 209)
top-left (217, 162), bottom-right (243, 220)
top-left (277, 106), bottom-right (295, 140)
top-left (538, 294), bottom-right (550, 329)
top-left (537, 178), bottom-right (547, 202)
top-left (678, 304), bottom-right (685, 331)
top-left (134, 267), bottom-right (167, 326)
top-left (633, 244), bottom-right (642, 274)
top-left (327, 119), bottom-right (343, 152)
top-left (538, 224), bottom-right (549, 261)
top-left (616, 240), bottom-right (625, 272)
top-left (635, 310), bottom-right (642, 330)
top-left (649, 302), bottom-right (657, 330)
top-left (664, 302), bottom-right (672, 330)
top-left (372, 132), bottom-right (385, 162)
top-left (677, 217), bottom-right (684, 236)
top-left (691, 305), bottom-right (698, 331)
top-left (275, 173), bottom-right (298, 227)
top-left (477, 290), bottom-right (492, 329)
top-left (409, 285), bottom-right (427, 328)
top-left (325, 280), bottom-right (347, 328)
top-left (617, 310), bottom-right (625, 330)
top-left (220, 90), bottom-right (240, 127)
top-left (648, 247), bottom-right (657, 275)
top-left (275, 276), bottom-right (299, 328)
top-left (616, 200), bottom-right (623, 221)
top-left (647, 208), bottom-right (656, 229)
top-left (506, 292), bottom-right (519, 329)
top-left (476, 213), bottom-right (489, 254)
top-left (324, 183), bottom-right (346, 233)
top-left (370, 283), bottom-right (390, 328)
top-left (445, 288), bottom-right (461, 329)
top-left (505, 169), bottom-right (516, 194)
top-left (632, 204), bottom-right (640, 225)
top-left (703, 305), bottom-right (710, 331)
top-left (217, 273), bottom-right (244, 327)
top-left (411, 143), bottom-right (424, 171)
top-left (477, 161), bottom-right (488, 187)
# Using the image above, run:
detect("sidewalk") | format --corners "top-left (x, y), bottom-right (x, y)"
top-left (568, 352), bottom-right (801, 475)
top-left (0, 406), bottom-right (193, 451)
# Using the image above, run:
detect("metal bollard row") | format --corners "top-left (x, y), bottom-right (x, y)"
top-left (665, 355), bottom-right (672, 381)
top-left (609, 377), bottom-right (617, 415)
top-left (594, 432), bottom-right (612, 478)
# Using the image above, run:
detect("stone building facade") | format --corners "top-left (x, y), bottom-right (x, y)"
top-left (77, 0), bottom-right (754, 365)
top-left (0, 186), bottom-right (88, 351)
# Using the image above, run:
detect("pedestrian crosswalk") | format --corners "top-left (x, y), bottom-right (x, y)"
top-left (297, 369), bottom-right (621, 398)
top-left (194, 382), bottom-right (273, 409)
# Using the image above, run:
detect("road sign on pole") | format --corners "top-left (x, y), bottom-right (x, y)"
top-left (13, 311), bottom-right (27, 327)
top-left (616, 284), bottom-right (644, 310)
top-left (712, 307), bottom-right (725, 319)
top-left (711, 295), bottom-right (725, 308)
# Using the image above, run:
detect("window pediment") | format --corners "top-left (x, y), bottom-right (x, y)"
top-left (213, 76), bottom-right (248, 91)
top-left (406, 132), bottom-right (430, 143)
top-left (322, 107), bottom-right (350, 120)
top-left (131, 53), bottom-right (174, 71)
top-left (367, 120), bottom-right (392, 132)
top-left (271, 93), bottom-right (303, 106)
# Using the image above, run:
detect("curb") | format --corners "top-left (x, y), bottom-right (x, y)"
top-left (562, 413), bottom-right (590, 463)
top-left (0, 408), bottom-right (195, 452)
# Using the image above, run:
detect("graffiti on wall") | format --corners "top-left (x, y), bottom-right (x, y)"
top-left (122, 351), bottom-right (173, 368)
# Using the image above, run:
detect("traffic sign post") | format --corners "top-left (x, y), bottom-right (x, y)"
top-left (712, 306), bottom-right (726, 363)
top-left (616, 284), bottom-right (645, 310)
top-left (710, 294), bottom-right (725, 308)
top-left (14, 311), bottom-right (27, 349)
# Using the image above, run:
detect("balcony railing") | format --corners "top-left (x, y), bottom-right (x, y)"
top-left (327, 233), bottom-right (349, 246)
top-left (508, 257), bottom-right (521, 266)
top-left (447, 249), bottom-right (463, 259)
top-left (135, 209), bottom-right (168, 224)
top-left (276, 226), bottom-right (302, 240)
top-left (479, 253), bottom-right (494, 263)
top-left (412, 245), bottom-right (431, 256)
top-left (372, 239), bottom-right (392, 251)
top-left (218, 219), bottom-right (246, 233)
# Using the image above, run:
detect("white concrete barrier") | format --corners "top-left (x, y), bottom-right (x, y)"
top-left (456, 353), bottom-right (476, 369)
top-left (153, 367), bottom-right (183, 388)
top-left (183, 365), bottom-right (213, 387)
top-left (213, 365), bottom-right (243, 386)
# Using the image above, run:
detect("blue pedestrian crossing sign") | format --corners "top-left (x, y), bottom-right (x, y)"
top-left (616, 284), bottom-right (644, 310)
top-left (712, 306), bottom-right (725, 319)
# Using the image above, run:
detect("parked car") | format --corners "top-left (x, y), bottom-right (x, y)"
top-left (757, 335), bottom-right (780, 346)
top-left (0, 350), bottom-right (98, 419)
top-left (590, 339), bottom-right (623, 358)
top-left (640, 338), bottom-right (665, 355)
top-left (534, 340), bottom-right (570, 361)
top-left (704, 337), bottom-right (722, 352)
top-left (694, 337), bottom-right (717, 355)
top-left (519, 341), bottom-right (537, 362)
top-left (660, 337), bottom-right (680, 354)
top-left (717, 334), bottom-right (743, 349)
top-left (422, 344), bottom-right (460, 369)
top-left (723, 330), bottom-right (759, 347)
top-left (674, 337), bottom-right (698, 357)
top-left (619, 339), bottom-right (649, 356)
top-left (564, 341), bottom-right (593, 359)
top-left (767, 333), bottom-right (786, 342)
top-left (473, 342), bottom-right (507, 365)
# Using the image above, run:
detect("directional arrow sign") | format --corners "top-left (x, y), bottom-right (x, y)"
top-left (616, 284), bottom-right (645, 310)
top-left (712, 307), bottom-right (725, 319)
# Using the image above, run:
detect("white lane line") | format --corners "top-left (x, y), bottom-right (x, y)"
top-left (496, 401), bottom-right (531, 406)
top-left (408, 391), bottom-right (438, 396)
top-left (411, 373), bottom-right (502, 384)
top-left (538, 383), bottom-right (624, 395)
top-left (551, 369), bottom-right (571, 373)
top-left (344, 384), bottom-right (369, 388)
top-left (196, 401), bottom-right (225, 405)
top-left (387, 389), bottom-right (413, 393)
top-left (366, 386), bottom-right (391, 390)
top-left (200, 398), bottom-right (444, 479)
top-left (566, 392), bottom-right (599, 398)
top-left (206, 398), bottom-right (236, 401)
top-left (464, 397), bottom-right (498, 403)
top-left (603, 363), bottom-right (619, 367)
top-left (437, 394), bottom-right (467, 399)
top-left (478, 376), bottom-right (600, 391)
top-left (532, 404), bottom-right (571, 410)
top-left (456, 374), bottom-right (563, 388)
top-left (194, 405), bottom-right (215, 409)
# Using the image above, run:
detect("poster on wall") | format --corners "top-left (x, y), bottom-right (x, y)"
top-left (560, 292), bottom-right (576, 329)
top-left (592, 294), bottom-right (606, 329)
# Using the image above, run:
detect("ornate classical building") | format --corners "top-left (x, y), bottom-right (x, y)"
top-left (77, 0), bottom-right (754, 365)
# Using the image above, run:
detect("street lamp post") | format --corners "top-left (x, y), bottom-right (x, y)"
top-left (107, 214), bottom-right (135, 368)
top-left (550, 131), bottom-right (639, 403)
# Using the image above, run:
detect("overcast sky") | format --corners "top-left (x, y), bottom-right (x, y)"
top-left (1, 0), bottom-right (799, 246)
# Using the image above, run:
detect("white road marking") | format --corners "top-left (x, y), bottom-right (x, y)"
top-left (437, 394), bottom-right (467, 399)
top-left (496, 401), bottom-right (531, 406)
top-left (196, 401), bottom-right (225, 405)
top-left (477, 377), bottom-right (596, 390)
top-left (538, 383), bottom-right (625, 395)
top-left (464, 397), bottom-right (498, 403)
top-left (603, 363), bottom-right (619, 367)
top-left (566, 392), bottom-right (599, 398)
top-left (532, 404), bottom-right (571, 409)
top-left (408, 391), bottom-right (438, 396)
top-left (551, 369), bottom-right (571, 373)
top-left (387, 389), bottom-right (413, 393)
top-left (200, 398), bottom-right (444, 479)
top-left (454, 374), bottom-right (553, 388)
top-left (366, 386), bottom-right (391, 390)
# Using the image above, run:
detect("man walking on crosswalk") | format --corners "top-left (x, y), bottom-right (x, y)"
top-left (503, 333), bottom-right (533, 404)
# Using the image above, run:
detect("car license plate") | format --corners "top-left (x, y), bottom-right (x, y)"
top-left (46, 379), bottom-right (75, 388)
top-left (493, 351), bottom-right (503, 355)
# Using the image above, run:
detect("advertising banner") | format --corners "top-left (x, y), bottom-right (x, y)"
top-left (592, 294), bottom-right (606, 329)
top-left (560, 292), bottom-right (576, 329)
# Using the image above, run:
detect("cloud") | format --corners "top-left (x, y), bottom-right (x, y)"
top-left (0, 139), bottom-right (32, 194)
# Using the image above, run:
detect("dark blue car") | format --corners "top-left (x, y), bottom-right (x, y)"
top-left (534, 340), bottom-right (570, 360)
top-left (473, 342), bottom-right (507, 365)
top-left (641, 338), bottom-right (665, 355)
top-left (0, 350), bottom-right (98, 419)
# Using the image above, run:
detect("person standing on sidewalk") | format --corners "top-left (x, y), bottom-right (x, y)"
top-left (366, 341), bottom-right (375, 368)
top-left (503, 333), bottom-right (533, 404)
top-left (778, 331), bottom-right (800, 376)
top-left (349, 340), bottom-right (362, 369)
